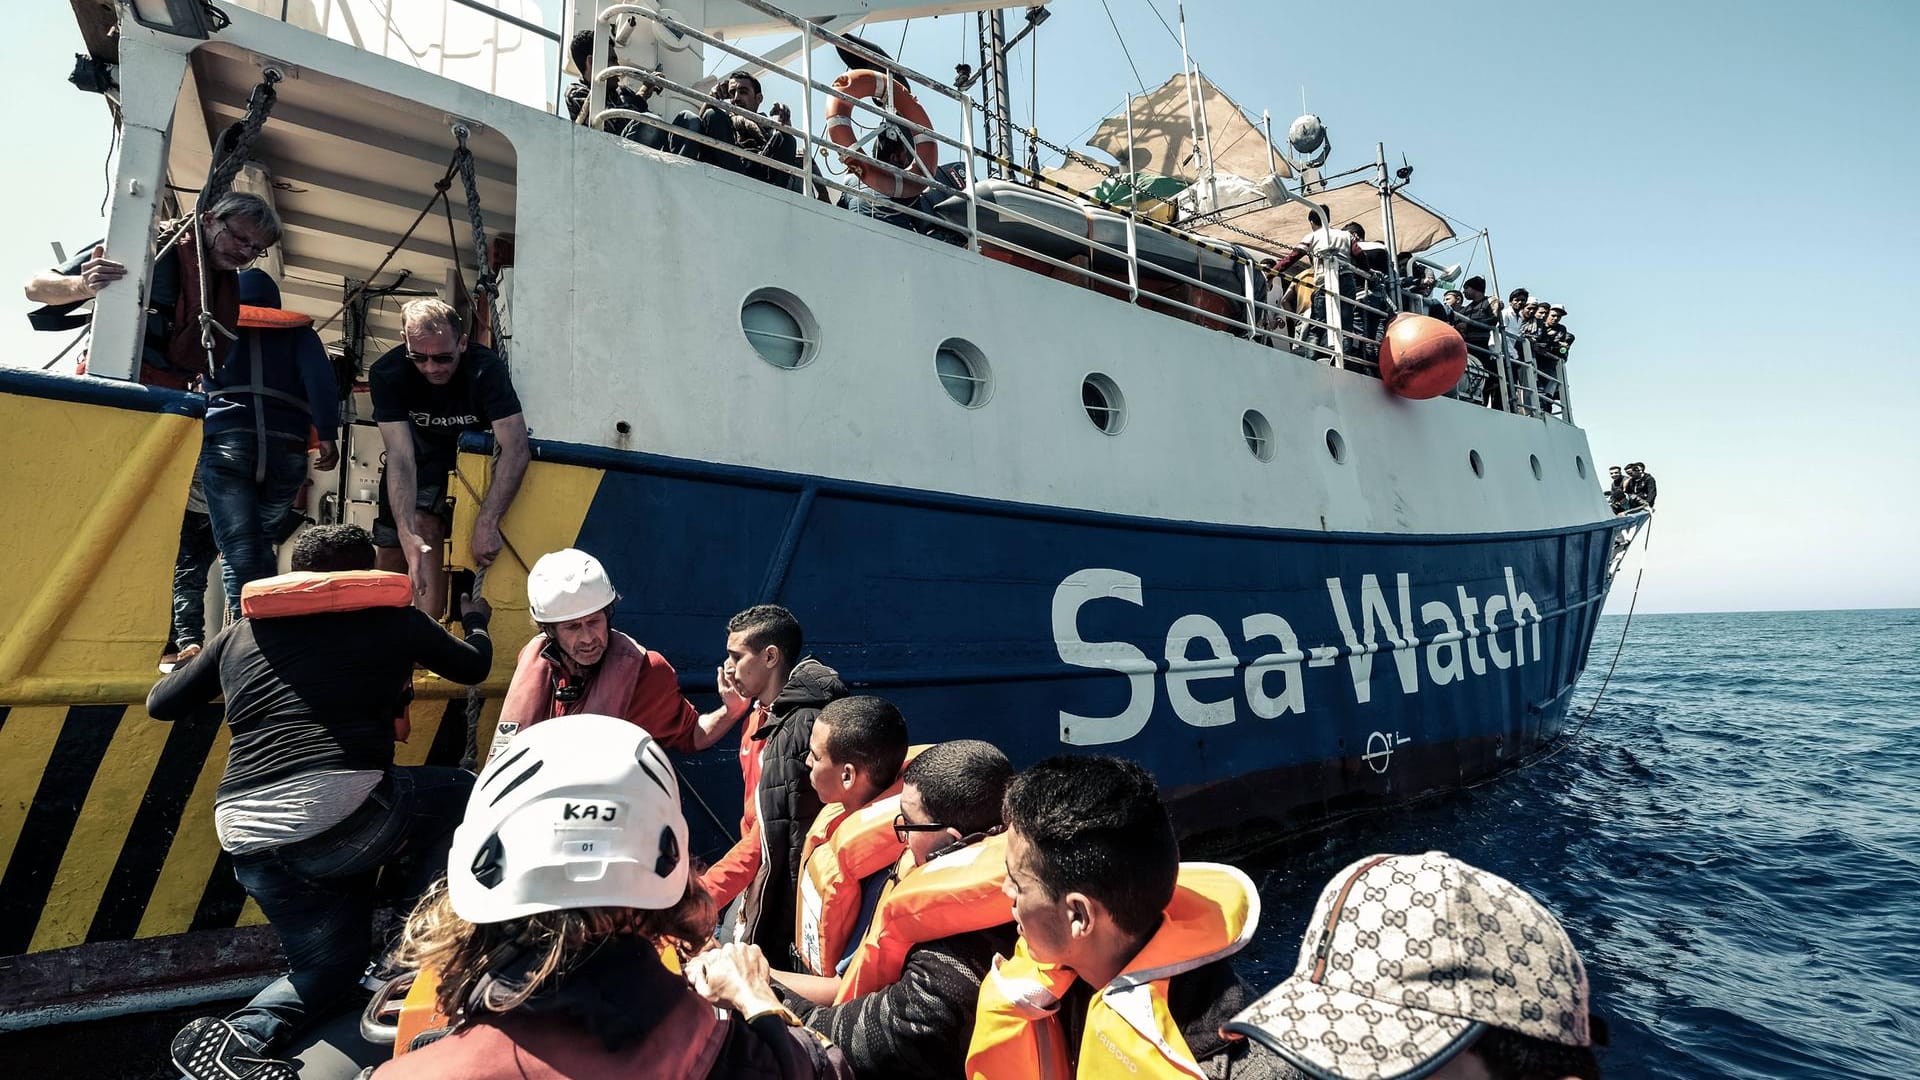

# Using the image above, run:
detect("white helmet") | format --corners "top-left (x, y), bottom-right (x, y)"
top-left (527, 548), bottom-right (617, 623)
top-left (448, 714), bottom-right (690, 924)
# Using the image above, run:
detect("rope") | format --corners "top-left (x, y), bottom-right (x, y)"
top-left (202, 70), bottom-right (281, 209)
top-left (191, 69), bottom-right (282, 370)
top-left (311, 154), bottom-right (462, 338)
top-left (460, 563), bottom-right (489, 771)
top-left (453, 126), bottom-right (507, 363)
top-left (1529, 511), bottom-right (1654, 768)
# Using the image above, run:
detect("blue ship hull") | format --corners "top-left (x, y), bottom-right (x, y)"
top-left (529, 438), bottom-right (1624, 856)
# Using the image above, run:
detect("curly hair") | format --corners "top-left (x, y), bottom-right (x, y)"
top-left (391, 875), bottom-right (715, 1021)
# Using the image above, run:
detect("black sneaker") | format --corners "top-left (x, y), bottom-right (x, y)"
top-left (170, 1017), bottom-right (297, 1080)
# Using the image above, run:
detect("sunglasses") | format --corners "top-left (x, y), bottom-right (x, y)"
top-left (892, 812), bottom-right (950, 844)
top-left (407, 350), bottom-right (459, 367)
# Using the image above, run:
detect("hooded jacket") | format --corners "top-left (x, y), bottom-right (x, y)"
top-left (739, 658), bottom-right (848, 964)
top-left (203, 269), bottom-right (341, 446)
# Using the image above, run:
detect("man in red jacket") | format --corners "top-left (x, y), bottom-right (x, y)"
top-left (493, 548), bottom-right (747, 759)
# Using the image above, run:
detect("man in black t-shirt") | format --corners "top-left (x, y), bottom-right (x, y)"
top-left (369, 298), bottom-right (529, 615)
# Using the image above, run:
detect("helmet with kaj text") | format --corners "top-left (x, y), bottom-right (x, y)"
top-left (448, 715), bottom-right (689, 924)
top-left (526, 548), bottom-right (618, 623)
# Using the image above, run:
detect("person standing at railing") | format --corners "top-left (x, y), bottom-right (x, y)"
top-left (563, 28), bottom-right (702, 155)
top-left (1625, 462), bottom-right (1656, 509)
top-left (1455, 276), bottom-right (1503, 408)
top-left (673, 70), bottom-right (801, 189)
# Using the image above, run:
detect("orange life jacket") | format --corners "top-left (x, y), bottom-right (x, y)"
top-left (966, 862), bottom-right (1259, 1080)
top-left (792, 745), bottom-right (932, 977)
top-left (238, 570), bottom-right (413, 619)
top-left (795, 794), bottom-right (904, 977)
top-left (836, 830), bottom-right (1012, 1003)
top-left (489, 631), bottom-right (650, 764)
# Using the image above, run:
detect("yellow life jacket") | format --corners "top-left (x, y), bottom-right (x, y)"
top-left (966, 862), bottom-right (1259, 1080)
top-left (835, 830), bottom-right (1013, 1003)
top-left (239, 569), bottom-right (413, 619)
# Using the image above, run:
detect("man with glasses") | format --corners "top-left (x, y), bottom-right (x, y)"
top-left (369, 298), bottom-right (529, 615)
top-left (24, 191), bottom-right (282, 389)
top-left (774, 739), bottom-right (1017, 1078)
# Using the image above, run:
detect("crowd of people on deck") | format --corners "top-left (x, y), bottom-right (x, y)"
top-left (1608, 462), bottom-right (1657, 514)
top-left (141, 539), bottom-right (1609, 1080)
top-left (1259, 217), bottom-right (1578, 415)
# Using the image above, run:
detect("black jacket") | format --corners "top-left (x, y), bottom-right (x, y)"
top-left (740, 659), bottom-right (848, 965)
top-left (1626, 472), bottom-right (1657, 508)
top-left (799, 924), bottom-right (1019, 1079)
top-left (147, 606), bottom-right (490, 798)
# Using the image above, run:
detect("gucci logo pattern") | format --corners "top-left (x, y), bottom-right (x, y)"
top-left (1226, 851), bottom-right (1591, 1080)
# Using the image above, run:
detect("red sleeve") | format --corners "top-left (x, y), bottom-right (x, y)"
top-left (702, 821), bottom-right (761, 908)
top-left (626, 653), bottom-right (702, 754)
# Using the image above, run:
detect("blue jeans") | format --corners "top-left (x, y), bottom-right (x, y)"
top-left (224, 766), bottom-right (474, 1052)
top-left (170, 506), bottom-right (219, 650)
top-left (201, 429), bottom-right (309, 620)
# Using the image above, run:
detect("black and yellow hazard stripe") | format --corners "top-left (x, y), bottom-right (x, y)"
top-left (0, 695), bottom-right (491, 956)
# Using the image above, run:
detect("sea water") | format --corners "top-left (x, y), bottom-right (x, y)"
top-left (1237, 608), bottom-right (1920, 1078)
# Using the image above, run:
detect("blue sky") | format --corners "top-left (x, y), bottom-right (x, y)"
top-left (4, 1), bottom-right (1915, 614)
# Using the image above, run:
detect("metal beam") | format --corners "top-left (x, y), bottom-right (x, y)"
top-left (202, 99), bottom-right (517, 188)
top-left (269, 163), bottom-right (518, 233)
top-left (278, 208), bottom-right (467, 266)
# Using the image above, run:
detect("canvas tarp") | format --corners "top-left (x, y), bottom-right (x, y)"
top-left (1195, 180), bottom-right (1455, 256)
top-left (1086, 71), bottom-right (1290, 184)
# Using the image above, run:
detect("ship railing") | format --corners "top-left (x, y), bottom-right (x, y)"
top-left (588, 1), bottom-right (1564, 419)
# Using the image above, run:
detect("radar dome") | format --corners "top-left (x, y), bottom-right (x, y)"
top-left (1287, 114), bottom-right (1326, 156)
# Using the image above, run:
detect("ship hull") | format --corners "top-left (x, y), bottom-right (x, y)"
top-left (0, 365), bottom-right (1623, 1024)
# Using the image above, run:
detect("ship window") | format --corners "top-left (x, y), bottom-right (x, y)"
top-left (1469, 449), bottom-right (1485, 478)
top-left (1082, 374), bottom-right (1125, 435)
top-left (1242, 410), bottom-right (1274, 462)
top-left (740, 289), bottom-right (817, 369)
top-left (1575, 455), bottom-right (1588, 478)
top-left (935, 339), bottom-right (992, 408)
top-left (1325, 428), bottom-right (1347, 463)
top-left (1529, 454), bottom-right (1543, 480)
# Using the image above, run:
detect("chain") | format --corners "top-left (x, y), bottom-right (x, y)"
top-left (202, 70), bottom-right (281, 209)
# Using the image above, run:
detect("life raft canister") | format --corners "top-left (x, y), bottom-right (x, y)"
top-left (824, 69), bottom-right (938, 200)
top-left (966, 862), bottom-right (1260, 1080)
top-left (836, 829), bottom-right (1012, 1003)
top-left (238, 569), bottom-right (413, 619)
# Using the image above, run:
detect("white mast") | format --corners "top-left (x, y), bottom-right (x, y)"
top-left (1176, 0), bottom-right (1216, 207)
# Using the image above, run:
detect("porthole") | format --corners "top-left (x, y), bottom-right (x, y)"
top-left (1082, 373), bottom-right (1125, 435)
top-left (1469, 449), bottom-right (1485, 478)
top-left (1242, 410), bottom-right (1274, 462)
top-left (740, 288), bottom-right (817, 369)
top-left (1529, 454), bottom-right (1543, 480)
top-left (1575, 456), bottom-right (1588, 478)
top-left (935, 338), bottom-right (992, 408)
top-left (1325, 428), bottom-right (1347, 463)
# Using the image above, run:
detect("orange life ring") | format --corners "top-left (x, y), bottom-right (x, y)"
top-left (825, 69), bottom-right (938, 200)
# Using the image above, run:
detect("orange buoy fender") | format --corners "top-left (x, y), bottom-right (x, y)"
top-left (825, 69), bottom-right (938, 200)
top-left (240, 570), bottom-right (414, 619)
top-left (1379, 314), bottom-right (1470, 399)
